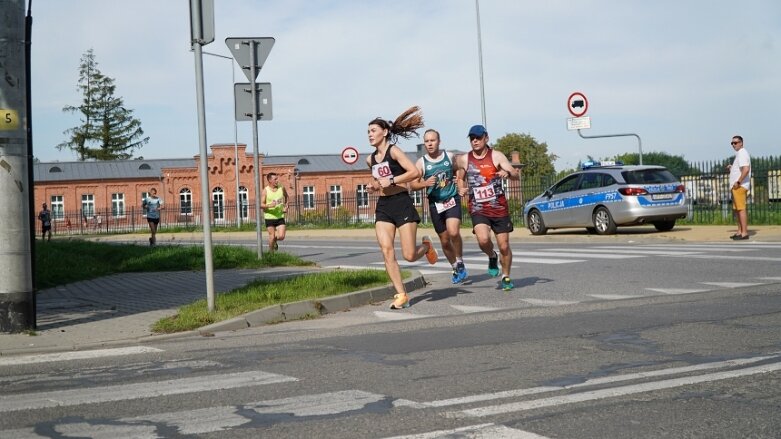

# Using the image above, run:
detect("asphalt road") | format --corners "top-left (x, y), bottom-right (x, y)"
top-left (2, 238), bottom-right (780, 438)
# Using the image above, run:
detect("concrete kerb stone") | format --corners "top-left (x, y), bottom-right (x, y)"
top-left (201, 270), bottom-right (426, 333)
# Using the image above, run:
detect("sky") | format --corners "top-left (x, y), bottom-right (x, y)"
top-left (28, 0), bottom-right (781, 171)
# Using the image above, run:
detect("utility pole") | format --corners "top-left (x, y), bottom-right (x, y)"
top-left (0, 0), bottom-right (34, 332)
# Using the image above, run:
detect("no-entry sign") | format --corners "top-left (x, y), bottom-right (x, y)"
top-left (341, 146), bottom-right (359, 165)
top-left (567, 92), bottom-right (589, 117)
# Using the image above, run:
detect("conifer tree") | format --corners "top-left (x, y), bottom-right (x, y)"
top-left (57, 49), bottom-right (149, 160)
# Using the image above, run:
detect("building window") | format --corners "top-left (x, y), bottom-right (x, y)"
top-left (212, 187), bottom-right (224, 221)
top-left (179, 188), bottom-right (192, 215)
top-left (81, 194), bottom-right (95, 218)
top-left (411, 189), bottom-right (423, 206)
top-left (239, 186), bottom-right (249, 220)
top-left (50, 195), bottom-right (64, 220)
top-left (329, 185), bottom-right (342, 208)
top-left (303, 186), bottom-right (315, 209)
top-left (111, 193), bottom-right (125, 217)
top-left (356, 184), bottom-right (369, 208)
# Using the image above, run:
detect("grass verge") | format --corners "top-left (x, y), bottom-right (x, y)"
top-left (35, 240), bottom-right (313, 289)
top-left (152, 269), bottom-right (406, 333)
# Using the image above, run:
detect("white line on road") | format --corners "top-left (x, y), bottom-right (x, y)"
top-left (382, 423), bottom-right (551, 439)
top-left (1, 390), bottom-right (386, 438)
top-left (550, 247), bottom-right (700, 256)
top-left (0, 346), bottom-right (164, 367)
top-left (395, 353), bottom-right (781, 409)
top-left (645, 288), bottom-right (712, 295)
top-left (589, 294), bottom-right (640, 300)
top-left (525, 251), bottom-right (643, 259)
top-left (522, 298), bottom-right (580, 306)
top-left (455, 360), bottom-right (781, 417)
top-left (634, 245), bottom-right (756, 252)
top-left (0, 370), bottom-right (297, 412)
top-left (374, 311), bottom-right (433, 320)
top-left (672, 254), bottom-right (781, 262)
top-left (700, 282), bottom-right (765, 288)
top-left (451, 305), bottom-right (501, 313)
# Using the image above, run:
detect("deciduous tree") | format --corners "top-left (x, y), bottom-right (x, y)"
top-left (491, 132), bottom-right (558, 178)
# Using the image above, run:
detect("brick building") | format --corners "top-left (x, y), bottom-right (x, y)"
top-left (33, 143), bottom-right (522, 233)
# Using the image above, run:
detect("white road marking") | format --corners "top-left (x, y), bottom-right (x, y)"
top-left (636, 245), bottom-right (756, 252)
top-left (700, 282), bottom-right (765, 288)
top-left (527, 251), bottom-right (642, 259)
top-left (382, 423), bottom-right (551, 439)
top-left (759, 277), bottom-right (781, 281)
top-left (645, 288), bottom-right (712, 295)
top-left (0, 346), bottom-right (164, 367)
top-left (398, 353), bottom-right (781, 409)
top-left (521, 298), bottom-right (580, 306)
top-left (374, 311), bottom-right (432, 320)
top-left (550, 247), bottom-right (700, 256)
top-left (455, 360), bottom-right (781, 417)
top-left (589, 294), bottom-right (639, 300)
top-left (507, 257), bottom-right (584, 264)
top-left (0, 370), bottom-right (297, 413)
top-left (451, 305), bottom-right (500, 313)
top-left (674, 254), bottom-right (781, 262)
top-left (1, 390), bottom-right (386, 438)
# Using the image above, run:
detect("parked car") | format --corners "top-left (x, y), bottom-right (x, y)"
top-left (523, 161), bottom-right (687, 235)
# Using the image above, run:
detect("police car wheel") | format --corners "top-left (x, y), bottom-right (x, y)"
top-left (653, 220), bottom-right (675, 232)
top-left (593, 207), bottom-right (617, 235)
top-left (527, 210), bottom-right (548, 236)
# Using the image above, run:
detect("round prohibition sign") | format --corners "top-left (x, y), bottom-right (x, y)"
top-left (567, 92), bottom-right (589, 117)
top-left (341, 146), bottom-right (360, 165)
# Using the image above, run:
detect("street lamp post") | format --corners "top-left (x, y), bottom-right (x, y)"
top-left (202, 50), bottom-right (242, 227)
top-left (475, 0), bottom-right (487, 128)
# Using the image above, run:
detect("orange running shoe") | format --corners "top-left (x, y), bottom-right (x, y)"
top-left (390, 293), bottom-right (410, 309)
top-left (421, 235), bottom-right (439, 265)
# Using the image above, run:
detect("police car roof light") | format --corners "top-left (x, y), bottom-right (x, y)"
top-left (581, 160), bottom-right (624, 170)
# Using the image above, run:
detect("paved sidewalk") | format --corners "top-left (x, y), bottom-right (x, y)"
top-left (1, 226), bottom-right (780, 356)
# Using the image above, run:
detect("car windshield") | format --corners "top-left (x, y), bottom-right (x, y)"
top-left (621, 169), bottom-right (678, 184)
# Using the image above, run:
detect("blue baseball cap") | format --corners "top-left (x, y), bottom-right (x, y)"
top-left (467, 124), bottom-right (487, 137)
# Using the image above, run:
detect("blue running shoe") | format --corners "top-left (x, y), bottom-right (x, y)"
top-left (451, 268), bottom-right (460, 284)
top-left (487, 252), bottom-right (500, 277)
top-left (501, 276), bottom-right (514, 291)
top-left (456, 262), bottom-right (468, 283)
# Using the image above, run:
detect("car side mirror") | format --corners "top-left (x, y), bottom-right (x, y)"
top-left (544, 189), bottom-right (552, 198)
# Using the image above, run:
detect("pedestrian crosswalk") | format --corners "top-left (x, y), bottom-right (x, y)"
top-left (373, 243), bottom-right (781, 275)
top-left (4, 348), bottom-right (780, 439)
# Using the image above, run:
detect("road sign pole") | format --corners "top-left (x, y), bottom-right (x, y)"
top-left (190, 1), bottom-right (216, 312)
top-left (249, 40), bottom-right (263, 258)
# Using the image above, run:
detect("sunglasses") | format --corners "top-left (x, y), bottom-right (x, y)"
top-left (469, 135), bottom-right (484, 141)
top-left (730, 141), bottom-right (741, 145)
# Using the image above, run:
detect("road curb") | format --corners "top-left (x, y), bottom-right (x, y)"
top-left (198, 271), bottom-right (427, 334)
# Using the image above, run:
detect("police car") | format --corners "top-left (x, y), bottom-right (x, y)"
top-left (523, 161), bottom-right (687, 235)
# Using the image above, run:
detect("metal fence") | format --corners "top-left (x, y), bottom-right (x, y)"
top-left (34, 155), bottom-right (781, 236)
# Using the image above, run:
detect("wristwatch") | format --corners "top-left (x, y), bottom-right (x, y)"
top-left (389, 176), bottom-right (396, 186)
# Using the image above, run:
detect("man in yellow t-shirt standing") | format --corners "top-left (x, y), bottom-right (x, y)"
top-left (261, 172), bottom-right (288, 251)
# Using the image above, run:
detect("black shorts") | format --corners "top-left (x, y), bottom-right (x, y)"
top-left (429, 196), bottom-right (463, 234)
top-left (375, 192), bottom-right (421, 227)
top-left (471, 213), bottom-right (513, 234)
top-left (42, 225), bottom-right (51, 232)
top-left (265, 218), bottom-right (286, 228)
top-left (147, 218), bottom-right (160, 225)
